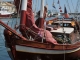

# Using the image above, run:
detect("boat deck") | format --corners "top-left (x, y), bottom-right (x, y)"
top-left (48, 27), bottom-right (80, 44)
top-left (47, 19), bottom-right (80, 44)
top-left (53, 31), bottom-right (80, 44)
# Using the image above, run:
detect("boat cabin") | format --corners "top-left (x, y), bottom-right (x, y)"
top-left (52, 20), bottom-right (73, 27)
top-left (48, 18), bottom-right (75, 27)
top-left (47, 18), bottom-right (80, 44)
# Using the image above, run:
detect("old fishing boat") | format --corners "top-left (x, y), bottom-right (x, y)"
top-left (0, 0), bottom-right (80, 60)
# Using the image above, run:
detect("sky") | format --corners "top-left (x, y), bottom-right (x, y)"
top-left (32, 0), bottom-right (80, 13)
top-left (1, 0), bottom-right (80, 13)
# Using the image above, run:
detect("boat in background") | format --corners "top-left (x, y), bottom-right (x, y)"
top-left (0, 7), bottom-right (14, 18)
top-left (0, 2), bottom-right (16, 18)
top-left (0, 0), bottom-right (80, 60)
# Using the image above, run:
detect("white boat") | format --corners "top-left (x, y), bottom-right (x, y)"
top-left (0, 2), bottom-right (16, 18)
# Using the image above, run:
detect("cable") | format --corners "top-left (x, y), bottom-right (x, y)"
top-left (74, 0), bottom-right (80, 20)
top-left (71, 0), bottom-right (74, 11)
top-left (66, 0), bottom-right (71, 13)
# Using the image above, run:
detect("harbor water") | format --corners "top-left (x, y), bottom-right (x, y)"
top-left (0, 18), bottom-right (20, 60)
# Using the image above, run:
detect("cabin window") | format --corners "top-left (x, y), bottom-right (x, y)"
top-left (66, 24), bottom-right (69, 26)
top-left (60, 23), bottom-right (63, 26)
top-left (64, 23), bottom-right (69, 27)
top-left (64, 24), bottom-right (67, 26)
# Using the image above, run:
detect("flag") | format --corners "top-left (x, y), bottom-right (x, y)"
top-left (64, 6), bottom-right (69, 18)
top-left (59, 6), bottom-right (61, 9)
top-left (53, 5), bottom-right (56, 8)
top-left (52, 2), bottom-right (56, 8)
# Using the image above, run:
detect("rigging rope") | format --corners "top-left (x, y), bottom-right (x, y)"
top-left (33, 0), bottom-right (37, 16)
top-left (71, 0), bottom-right (74, 11)
top-left (52, 0), bottom-right (56, 8)
top-left (75, 0), bottom-right (80, 13)
top-left (57, 0), bottom-right (62, 12)
top-left (74, 0), bottom-right (80, 20)
top-left (66, 0), bottom-right (71, 13)
top-left (46, 0), bottom-right (48, 6)
top-left (14, 0), bottom-right (21, 30)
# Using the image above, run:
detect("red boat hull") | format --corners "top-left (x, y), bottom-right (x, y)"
top-left (7, 39), bottom-right (80, 60)
top-left (0, 14), bottom-right (11, 18)
top-left (15, 50), bottom-right (80, 60)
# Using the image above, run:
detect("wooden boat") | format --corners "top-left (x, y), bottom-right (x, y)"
top-left (0, 0), bottom-right (80, 60)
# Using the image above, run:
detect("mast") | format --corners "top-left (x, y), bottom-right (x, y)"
top-left (19, 0), bottom-right (28, 37)
top-left (20, 0), bottom-right (28, 25)
top-left (13, 0), bottom-right (28, 37)
top-left (39, 0), bottom-right (45, 28)
top-left (40, 0), bottom-right (44, 18)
